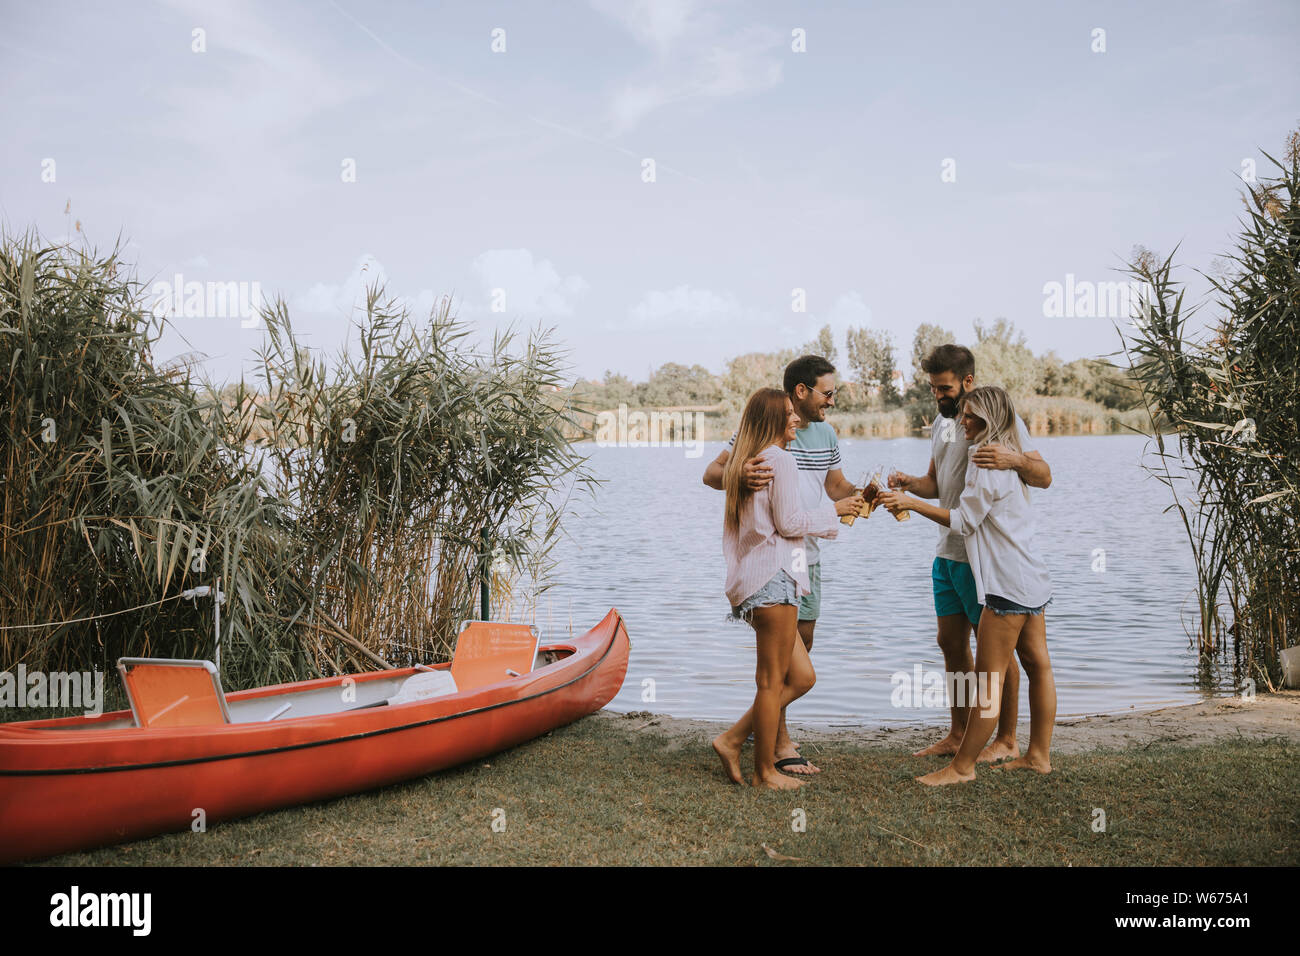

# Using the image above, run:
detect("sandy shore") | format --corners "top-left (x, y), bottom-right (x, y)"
top-left (601, 690), bottom-right (1300, 755)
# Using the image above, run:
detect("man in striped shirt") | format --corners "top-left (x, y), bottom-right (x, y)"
top-left (703, 355), bottom-right (861, 774)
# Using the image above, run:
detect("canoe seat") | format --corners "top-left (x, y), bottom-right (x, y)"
top-left (118, 658), bottom-right (232, 728)
top-left (450, 622), bottom-right (539, 692)
top-left (387, 669), bottom-right (459, 706)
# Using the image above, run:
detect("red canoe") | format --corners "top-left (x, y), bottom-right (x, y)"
top-left (0, 609), bottom-right (629, 864)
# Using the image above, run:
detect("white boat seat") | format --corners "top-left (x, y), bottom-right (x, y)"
top-left (386, 669), bottom-right (458, 706)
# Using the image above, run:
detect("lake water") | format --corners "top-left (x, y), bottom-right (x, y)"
top-left (532, 435), bottom-right (1234, 727)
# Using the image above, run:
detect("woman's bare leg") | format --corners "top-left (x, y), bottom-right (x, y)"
top-left (711, 604), bottom-right (802, 789)
top-left (714, 641), bottom-right (813, 748)
top-left (918, 608), bottom-right (1023, 786)
top-left (978, 656), bottom-right (1021, 763)
top-left (774, 636), bottom-right (819, 774)
top-left (774, 619), bottom-right (816, 757)
top-left (714, 687), bottom-right (811, 784)
top-left (1000, 612), bottom-right (1054, 773)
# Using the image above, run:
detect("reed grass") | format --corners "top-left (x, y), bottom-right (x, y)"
top-left (1119, 136), bottom-right (1299, 687)
top-left (1015, 395), bottom-right (1149, 436)
top-left (567, 395), bottom-right (1143, 445)
top-left (1, 232), bottom-right (593, 690)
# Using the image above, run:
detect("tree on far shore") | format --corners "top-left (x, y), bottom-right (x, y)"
top-left (846, 326), bottom-right (901, 408)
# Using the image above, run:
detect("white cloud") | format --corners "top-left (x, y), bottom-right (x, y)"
top-left (627, 284), bottom-right (746, 327)
top-left (775, 290), bottom-right (875, 359)
top-left (780, 291), bottom-right (873, 347)
top-left (293, 254), bottom-right (440, 320)
top-left (825, 291), bottom-right (872, 329)
top-left (589, 0), bottom-right (698, 56)
top-left (152, 1), bottom-right (367, 151)
top-left (471, 249), bottom-right (589, 317)
top-left (593, 1), bottom-right (785, 132)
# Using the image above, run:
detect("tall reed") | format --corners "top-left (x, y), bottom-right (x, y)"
top-left (1119, 135), bottom-right (1299, 688)
top-left (1, 232), bottom-right (592, 691)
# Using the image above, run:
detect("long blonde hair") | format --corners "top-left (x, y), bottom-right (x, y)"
top-left (960, 385), bottom-right (1022, 452)
top-left (724, 388), bottom-right (789, 530)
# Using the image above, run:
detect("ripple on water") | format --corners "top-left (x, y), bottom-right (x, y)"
top-left (536, 436), bottom-right (1233, 726)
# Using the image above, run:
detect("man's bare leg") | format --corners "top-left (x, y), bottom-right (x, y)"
top-left (914, 614), bottom-right (973, 756)
top-left (775, 619), bottom-right (815, 759)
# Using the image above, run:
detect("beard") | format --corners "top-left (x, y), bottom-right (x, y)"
top-left (797, 398), bottom-right (824, 421)
top-left (937, 386), bottom-right (965, 419)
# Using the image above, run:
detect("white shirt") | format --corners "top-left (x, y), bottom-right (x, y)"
top-left (932, 413), bottom-right (1033, 563)
top-left (948, 449), bottom-right (1053, 608)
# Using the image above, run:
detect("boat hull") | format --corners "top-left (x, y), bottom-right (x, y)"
top-left (0, 609), bottom-right (628, 864)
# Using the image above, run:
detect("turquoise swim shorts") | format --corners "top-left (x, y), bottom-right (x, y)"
top-left (798, 562), bottom-right (821, 622)
top-left (932, 556), bottom-right (981, 627)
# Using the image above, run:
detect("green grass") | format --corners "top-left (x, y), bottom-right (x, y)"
top-left (33, 716), bottom-right (1299, 866)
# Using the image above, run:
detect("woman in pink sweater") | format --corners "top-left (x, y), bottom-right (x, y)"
top-left (711, 388), bottom-right (864, 790)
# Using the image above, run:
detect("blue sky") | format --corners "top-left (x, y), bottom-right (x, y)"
top-left (2, 0), bottom-right (1296, 384)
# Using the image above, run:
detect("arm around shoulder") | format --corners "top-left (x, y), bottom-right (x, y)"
top-left (1018, 450), bottom-right (1052, 489)
top-left (703, 448), bottom-right (728, 490)
top-left (950, 468), bottom-right (1006, 536)
top-left (769, 451), bottom-right (839, 539)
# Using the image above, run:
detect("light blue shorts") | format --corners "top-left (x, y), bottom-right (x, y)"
top-left (731, 570), bottom-right (799, 622)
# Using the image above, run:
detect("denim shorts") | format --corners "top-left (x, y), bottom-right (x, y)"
top-left (731, 570), bottom-right (799, 622)
top-left (985, 593), bottom-right (1051, 616)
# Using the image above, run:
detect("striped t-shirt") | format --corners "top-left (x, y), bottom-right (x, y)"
top-left (729, 420), bottom-right (841, 565)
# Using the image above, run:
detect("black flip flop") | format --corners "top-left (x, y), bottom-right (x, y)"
top-left (775, 756), bottom-right (810, 770)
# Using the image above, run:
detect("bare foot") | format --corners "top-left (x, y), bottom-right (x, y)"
top-left (754, 770), bottom-right (806, 790)
top-left (916, 765), bottom-right (976, 787)
top-left (977, 739), bottom-right (1020, 764)
top-left (712, 734), bottom-right (744, 785)
top-left (776, 750), bottom-right (821, 775)
top-left (913, 734), bottom-right (961, 757)
top-left (997, 755), bottom-right (1052, 774)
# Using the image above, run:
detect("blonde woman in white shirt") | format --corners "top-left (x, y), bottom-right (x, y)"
top-left (878, 386), bottom-right (1055, 785)
top-left (713, 388), bottom-right (864, 790)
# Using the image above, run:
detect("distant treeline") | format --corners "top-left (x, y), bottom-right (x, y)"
top-left (571, 319), bottom-right (1147, 437)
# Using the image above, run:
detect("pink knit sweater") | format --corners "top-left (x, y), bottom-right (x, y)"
top-left (723, 444), bottom-right (840, 606)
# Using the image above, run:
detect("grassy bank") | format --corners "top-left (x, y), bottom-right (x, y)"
top-left (35, 713), bottom-right (1297, 866)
